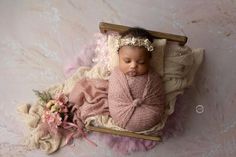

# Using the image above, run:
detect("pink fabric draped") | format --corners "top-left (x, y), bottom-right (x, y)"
top-left (108, 67), bottom-right (165, 132)
top-left (69, 79), bottom-right (110, 122)
top-left (68, 77), bottom-right (161, 154)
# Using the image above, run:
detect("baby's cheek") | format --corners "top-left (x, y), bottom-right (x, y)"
top-left (138, 65), bottom-right (149, 75)
top-left (119, 63), bottom-right (129, 73)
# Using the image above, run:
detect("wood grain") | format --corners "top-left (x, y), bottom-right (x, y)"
top-left (86, 125), bottom-right (162, 141)
top-left (99, 22), bottom-right (188, 46)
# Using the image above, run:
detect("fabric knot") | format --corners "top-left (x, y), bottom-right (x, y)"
top-left (132, 98), bottom-right (143, 107)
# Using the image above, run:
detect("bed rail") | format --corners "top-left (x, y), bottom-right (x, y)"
top-left (99, 22), bottom-right (188, 46)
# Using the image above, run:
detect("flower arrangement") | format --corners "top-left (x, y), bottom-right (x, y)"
top-left (33, 90), bottom-right (96, 146)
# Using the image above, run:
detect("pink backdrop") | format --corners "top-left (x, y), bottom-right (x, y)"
top-left (0, 0), bottom-right (236, 157)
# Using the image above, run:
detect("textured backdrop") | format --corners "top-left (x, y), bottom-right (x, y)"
top-left (0, 0), bottom-right (236, 157)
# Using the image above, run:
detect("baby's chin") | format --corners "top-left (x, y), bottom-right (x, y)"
top-left (125, 71), bottom-right (147, 77)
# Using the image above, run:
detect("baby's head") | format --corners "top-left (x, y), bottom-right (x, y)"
top-left (117, 27), bottom-right (154, 77)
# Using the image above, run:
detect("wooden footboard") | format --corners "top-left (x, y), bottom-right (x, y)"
top-left (86, 125), bottom-right (162, 141)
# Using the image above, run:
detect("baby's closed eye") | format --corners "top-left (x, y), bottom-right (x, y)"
top-left (124, 59), bottom-right (131, 63)
top-left (137, 60), bottom-right (145, 64)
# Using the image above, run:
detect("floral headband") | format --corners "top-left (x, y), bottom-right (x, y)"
top-left (114, 36), bottom-right (154, 52)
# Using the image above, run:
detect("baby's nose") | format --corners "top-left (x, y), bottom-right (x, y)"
top-left (130, 62), bottom-right (137, 68)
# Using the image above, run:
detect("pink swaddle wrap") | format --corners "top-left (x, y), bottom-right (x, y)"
top-left (108, 67), bottom-right (165, 132)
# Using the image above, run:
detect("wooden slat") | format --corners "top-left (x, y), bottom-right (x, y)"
top-left (99, 22), bottom-right (188, 46)
top-left (86, 125), bottom-right (162, 141)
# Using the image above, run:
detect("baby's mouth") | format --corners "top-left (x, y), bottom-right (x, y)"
top-left (127, 71), bottom-right (136, 76)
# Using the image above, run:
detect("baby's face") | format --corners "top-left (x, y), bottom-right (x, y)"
top-left (118, 46), bottom-right (150, 77)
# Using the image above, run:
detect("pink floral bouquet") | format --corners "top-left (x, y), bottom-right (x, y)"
top-left (34, 90), bottom-right (96, 146)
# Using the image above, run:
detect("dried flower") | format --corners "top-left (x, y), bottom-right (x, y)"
top-left (42, 110), bottom-right (62, 128)
top-left (39, 92), bottom-right (96, 147)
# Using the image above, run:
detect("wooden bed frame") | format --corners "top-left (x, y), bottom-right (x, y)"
top-left (85, 22), bottom-right (188, 141)
top-left (99, 22), bottom-right (188, 46)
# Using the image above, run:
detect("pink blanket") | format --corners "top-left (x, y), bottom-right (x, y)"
top-left (68, 77), bottom-right (160, 154)
top-left (69, 79), bottom-right (109, 123)
top-left (108, 67), bottom-right (165, 132)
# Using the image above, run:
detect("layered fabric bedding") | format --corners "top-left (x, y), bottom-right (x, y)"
top-left (17, 33), bottom-right (204, 154)
top-left (69, 66), bottom-right (165, 132)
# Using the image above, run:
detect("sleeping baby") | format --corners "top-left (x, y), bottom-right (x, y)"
top-left (69, 27), bottom-right (165, 132)
top-left (108, 28), bottom-right (165, 132)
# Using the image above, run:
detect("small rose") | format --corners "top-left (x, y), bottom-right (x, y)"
top-left (46, 100), bottom-right (60, 113)
top-left (46, 100), bottom-right (57, 109)
top-left (42, 111), bottom-right (62, 128)
top-left (56, 94), bottom-right (69, 105)
top-left (50, 104), bottom-right (60, 113)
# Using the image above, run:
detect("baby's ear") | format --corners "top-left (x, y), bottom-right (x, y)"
top-left (117, 49), bottom-right (121, 54)
top-left (148, 52), bottom-right (152, 58)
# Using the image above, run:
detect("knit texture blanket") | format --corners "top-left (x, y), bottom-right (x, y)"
top-left (108, 67), bottom-right (165, 131)
top-left (69, 78), bottom-right (109, 122)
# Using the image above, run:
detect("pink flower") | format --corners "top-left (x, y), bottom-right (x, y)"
top-left (42, 94), bottom-right (74, 131)
top-left (46, 100), bottom-right (60, 113)
top-left (56, 94), bottom-right (69, 105)
top-left (42, 110), bottom-right (62, 128)
top-left (45, 93), bottom-right (69, 113)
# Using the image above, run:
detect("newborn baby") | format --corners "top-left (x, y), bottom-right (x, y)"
top-left (108, 28), bottom-right (165, 132)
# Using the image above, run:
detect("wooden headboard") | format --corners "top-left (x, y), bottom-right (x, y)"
top-left (99, 22), bottom-right (188, 46)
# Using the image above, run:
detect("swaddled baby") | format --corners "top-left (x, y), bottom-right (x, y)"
top-left (108, 28), bottom-right (165, 132)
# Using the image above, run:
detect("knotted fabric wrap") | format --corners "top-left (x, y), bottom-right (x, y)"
top-left (108, 67), bottom-right (165, 132)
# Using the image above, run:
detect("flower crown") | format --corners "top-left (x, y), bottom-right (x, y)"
top-left (115, 36), bottom-right (154, 52)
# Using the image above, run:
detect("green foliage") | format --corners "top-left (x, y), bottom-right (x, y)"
top-left (33, 90), bottom-right (52, 105)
